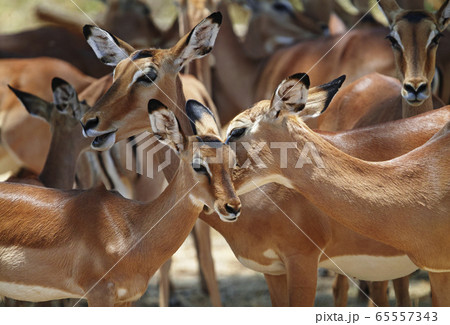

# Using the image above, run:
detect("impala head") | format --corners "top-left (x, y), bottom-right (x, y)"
top-left (379, 0), bottom-right (450, 106)
top-left (8, 78), bottom-right (91, 148)
top-left (244, 0), bottom-right (326, 58)
top-left (80, 12), bottom-right (222, 151)
top-left (148, 99), bottom-right (241, 222)
top-left (225, 73), bottom-right (345, 192)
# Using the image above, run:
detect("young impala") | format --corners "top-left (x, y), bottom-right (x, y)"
top-left (185, 77), bottom-right (450, 307)
top-left (0, 99), bottom-right (239, 306)
top-left (227, 73), bottom-right (450, 306)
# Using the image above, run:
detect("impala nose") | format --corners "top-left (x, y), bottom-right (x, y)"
top-left (225, 203), bottom-right (241, 216)
top-left (403, 81), bottom-right (428, 102)
top-left (81, 116), bottom-right (99, 133)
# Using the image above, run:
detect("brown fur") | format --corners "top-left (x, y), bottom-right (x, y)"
top-left (228, 80), bottom-right (450, 305)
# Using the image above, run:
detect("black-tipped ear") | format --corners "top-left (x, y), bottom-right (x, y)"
top-left (170, 12), bottom-right (222, 71)
top-left (270, 73), bottom-right (310, 117)
top-left (298, 75), bottom-right (345, 120)
top-left (51, 77), bottom-right (69, 92)
top-left (148, 100), bottom-right (186, 153)
top-left (83, 25), bottom-right (135, 66)
top-left (148, 99), bottom-right (167, 114)
top-left (436, 0), bottom-right (450, 31)
top-left (307, 75), bottom-right (346, 113)
top-left (208, 11), bottom-right (223, 25)
top-left (51, 77), bottom-right (78, 108)
top-left (185, 100), bottom-right (220, 137)
top-left (8, 85), bottom-right (53, 122)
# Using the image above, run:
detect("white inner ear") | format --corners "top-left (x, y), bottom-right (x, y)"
top-left (443, 3), bottom-right (450, 19)
top-left (86, 27), bottom-right (129, 66)
top-left (149, 110), bottom-right (184, 151)
top-left (174, 20), bottom-right (220, 68)
top-left (273, 79), bottom-right (308, 113)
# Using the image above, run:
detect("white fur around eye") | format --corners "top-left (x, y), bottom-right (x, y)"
top-left (192, 157), bottom-right (212, 177)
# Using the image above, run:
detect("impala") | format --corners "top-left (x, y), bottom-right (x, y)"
top-left (0, 13), bottom-right (224, 305)
top-left (196, 76), bottom-right (450, 306)
top-left (7, 78), bottom-right (91, 189)
top-left (319, 0), bottom-right (450, 135)
top-left (316, 0), bottom-right (450, 304)
top-left (0, 99), bottom-right (240, 306)
top-left (227, 73), bottom-right (450, 306)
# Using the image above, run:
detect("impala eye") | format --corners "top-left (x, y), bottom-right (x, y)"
top-left (136, 68), bottom-right (158, 84)
top-left (386, 35), bottom-right (401, 50)
top-left (193, 164), bottom-right (208, 174)
top-left (273, 2), bottom-right (292, 13)
top-left (226, 128), bottom-right (246, 143)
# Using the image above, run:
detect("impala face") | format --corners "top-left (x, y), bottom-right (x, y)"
top-left (381, 0), bottom-right (450, 106)
top-left (225, 73), bottom-right (345, 192)
top-left (149, 99), bottom-right (241, 223)
top-left (80, 12), bottom-right (222, 151)
top-left (187, 135), bottom-right (241, 222)
top-left (9, 77), bottom-right (90, 142)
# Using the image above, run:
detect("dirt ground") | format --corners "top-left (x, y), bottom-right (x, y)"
top-left (133, 229), bottom-right (432, 307)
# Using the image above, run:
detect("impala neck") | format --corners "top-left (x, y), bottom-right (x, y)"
top-left (402, 95), bottom-right (434, 118)
top-left (212, 2), bottom-right (260, 122)
top-left (257, 118), bottom-right (448, 255)
top-left (134, 161), bottom-right (203, 268)
top-left (39, 130), bottom-right (86, 190)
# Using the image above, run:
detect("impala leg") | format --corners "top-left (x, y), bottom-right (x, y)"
top-left (393, 276), bottom-right (411, 306)
top-left (429, 272), bottom-right (450, 306)
top-left (264, 274), bottom-right (289, 307)
top-left (193, 219), bottom-right (222, 307)
top-left (332, 274), bottom-right (349, 307)
top-left (159, 258), bottom-right (172, 307)
top-left (286, 256), bottom-right (318, 306)
top-left (368, 281), bottom-right (390, 307)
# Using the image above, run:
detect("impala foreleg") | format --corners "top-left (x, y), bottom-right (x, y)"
top-left (393, 276), bottom-right (411, 306)
top-left (429, 272), bottom-right (450, 307)
top-left (158, 259), bottom-right (172, 307)
top-left (264, 274), bottom-right (289, 307)
top-left (193, 219), bottom-right (222, 306)
top-left (286, 255), bottom-right (318, 306)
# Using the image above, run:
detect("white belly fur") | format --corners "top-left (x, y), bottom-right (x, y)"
top-left (0, 282), bottom-right (80, 302)
top-left (238, 256), bottom-right (286, 275)
top-left (319, 255), bottom-right (418, 281)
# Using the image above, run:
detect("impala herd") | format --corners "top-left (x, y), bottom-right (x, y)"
top-left (0, 0), bottom-right (449, 307)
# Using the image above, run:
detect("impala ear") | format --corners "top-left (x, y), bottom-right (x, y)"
top-left (303, 75), bottom-right (346, 119)
top-left (170, 12), bottom-right (222, 71)
top-left (436, 0), bottom-right (450, 31)
top-left (148, 99), bottom-right (186, 153)
top-left (269, 73), bottom-right (310, 118)
top-left (378, 0), bottom-right (402, 25)
top-left (8, 85), bottom-right (53, 122)
top-left (83, 25), bottom-right (136, 66)
top-left (52, 78), bottom-right (79, 108)
top-left (186, 100), bottom-right (221, 137)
